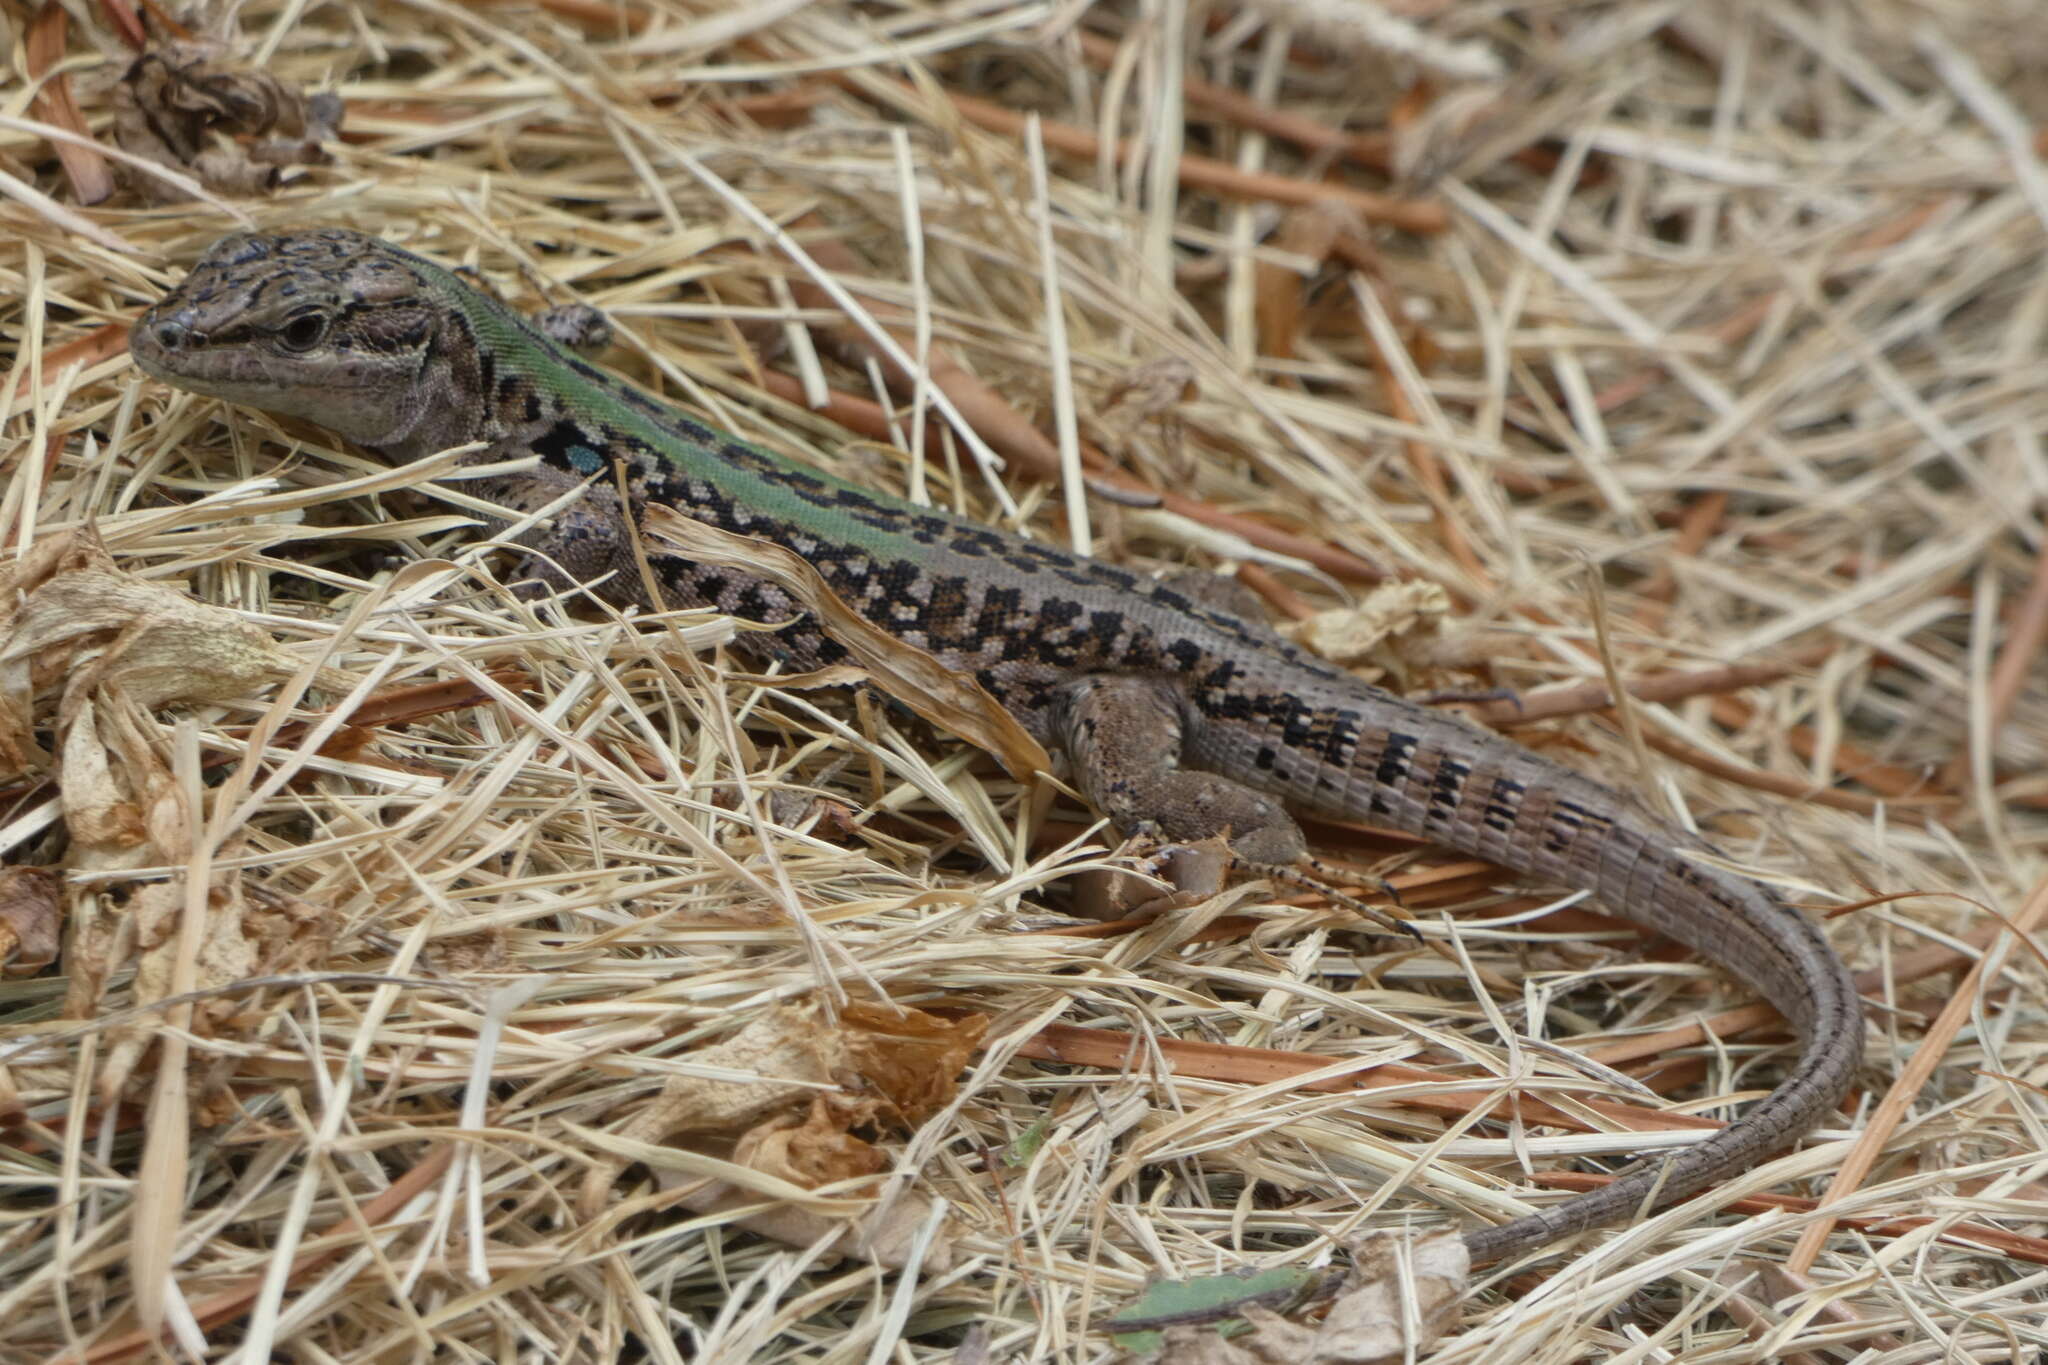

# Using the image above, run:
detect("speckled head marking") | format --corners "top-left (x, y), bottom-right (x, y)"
top-left (132, 228), bottom-right (458, 450)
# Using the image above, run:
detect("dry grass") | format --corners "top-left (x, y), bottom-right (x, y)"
top-left (3, 1), bottom-right (2047, 1360)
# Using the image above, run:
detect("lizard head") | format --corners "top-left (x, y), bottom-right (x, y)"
top-left (132, 227), bottom-right (455, 451)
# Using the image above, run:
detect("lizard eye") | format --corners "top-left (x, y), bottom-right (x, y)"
top-left (278, 314), bottom-right (328, 352)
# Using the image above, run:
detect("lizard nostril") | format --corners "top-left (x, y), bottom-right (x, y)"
top-left (153, 320), bottom-right (190, 350)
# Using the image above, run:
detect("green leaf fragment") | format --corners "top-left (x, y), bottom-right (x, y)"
top-left (1104, 1265), bottom-right (1323, 1354)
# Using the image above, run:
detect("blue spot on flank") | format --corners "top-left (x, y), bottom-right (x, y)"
top-left (568, 445), bottom-right (603, 474)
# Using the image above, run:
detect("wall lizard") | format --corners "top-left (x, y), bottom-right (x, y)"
top-left (129, 227), bottom-right (1863, 1271)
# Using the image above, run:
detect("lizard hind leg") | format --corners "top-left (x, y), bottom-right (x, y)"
top-left (1056, 675), bottom-right (1412, 937)
top-left (1056, 674), bottom-right (1307, 868)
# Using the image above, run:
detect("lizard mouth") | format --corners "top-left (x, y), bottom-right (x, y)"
top-left (131, 306), bottom-right (248, 396)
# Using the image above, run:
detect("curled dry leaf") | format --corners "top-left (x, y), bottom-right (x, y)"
top-left (0, 867), bottom-right (61, 976)
top-left (738, 1097), bottom-right (889, 1188)
top-left (645, 505), bottom-right (1051, 782)
top-left (665, 1154), bottom-right (956, 1272)
top-left (0, 528), bottom-right (323, 778)
top-left (839, 996), bottom-right (987, 1125)
top-left (66, 756), bottom-right (337, 1107)
top-left (580, 996), bottom-right (983, 1270)
top-left (593, 996), bottom-right (984, 1157)
top-left (112, 40), bottom-right (342, 201)
top-left (1284, 580), bottom-right (1451, 672)
top-left (186, 886), bottom-right (336, 1123)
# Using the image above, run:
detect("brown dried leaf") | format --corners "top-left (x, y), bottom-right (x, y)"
top-left (645, 506), bottom-right (1052, 781)
top-left (0, 867), bottom-right (61, 976)
top-left (592, 1003), bottom-right (851, 1157)
top-left (0, 528), bottom-right (321, 780)
top-left (94, 873), bottom-right (336, 1106)
top-left (1257, 207), bottom-right (1348, 363)
top-left (55, 695), bottom-right (153, 862)
top-left (0, 530), bottom-right (343, 1106)
top-left (669, 1169), bottom-right (957, 1271)
top-left (737, 1098), bottom-right (888, 1187)
top-left (112, 41), bottom-right (341, 201)
top-left (840, 998), bottom-right (987, 1125)
top-left (579, 995), bottom-right (985, 1222)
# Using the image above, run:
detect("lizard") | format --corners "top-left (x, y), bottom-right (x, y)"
top-left (128, 226), bottom-right (1863, 1272)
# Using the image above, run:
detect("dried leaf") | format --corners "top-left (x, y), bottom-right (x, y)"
top-left (0, 530), bottom-right (343, 1107)
top-left (0, 527), bottom-right (322, 779)
top-left (645, 505), bottom-right (1051, 782)
top-left (55, 695), bottom-right (152, 861)
top-left (1285, 581), bottom-right (1451, 670)
top-left (667, 1167), bottom-right (957, 1271)
top-left (1257, 208), bottom-right (1347, 363)
top-left (112, 41), bottom-right (341, 201)
top-left (840, 998), bottom-right (987, 1125)
top-left (579, 995), bottom-right (984, 1234)
top-left (1291, 1234), bottom-right (1467, 1364)
top-left (580, 1001), bottom-right (971, 1270)
top-left (738, 1098), bottom-right (888, 1187)
top-left (0, 867), bottom-right (61, 976)
top-left (687, 1097), bottom-right (957, 1270)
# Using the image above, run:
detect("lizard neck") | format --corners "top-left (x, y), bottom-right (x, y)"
top-left (368, 290), bottom-right (538, 462)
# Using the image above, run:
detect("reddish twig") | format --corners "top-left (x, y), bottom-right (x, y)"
top-left (26, 5), bottom-right (114, 204)
top-left (1471, 658), bottom-right (1799, 727)
top-left (1940, 529), bottom-right (2048, 790)
top-left (63, 1146), bottom-right (457, 1362)
top-left (1017, 1022), bottom-right (1720, 1137)
top-left (1071, 29), bottom-right (1395, 173)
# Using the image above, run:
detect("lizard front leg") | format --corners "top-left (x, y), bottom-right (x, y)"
top-left (461, 457), bottom-right (854, 674)
top-left (1057, 675), bottom-right (1307, 867)
top-left (460, 460), bottom-right (652, 607)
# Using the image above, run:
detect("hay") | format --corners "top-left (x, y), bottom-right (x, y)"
top-left (2, 1), bottom-right (2046, 1359)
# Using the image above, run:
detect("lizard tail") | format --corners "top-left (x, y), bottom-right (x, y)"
top-left (1458, 835), bottom-right (1861, 1264)
top-left (1293, 713), bottom-right (1864, 1266)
